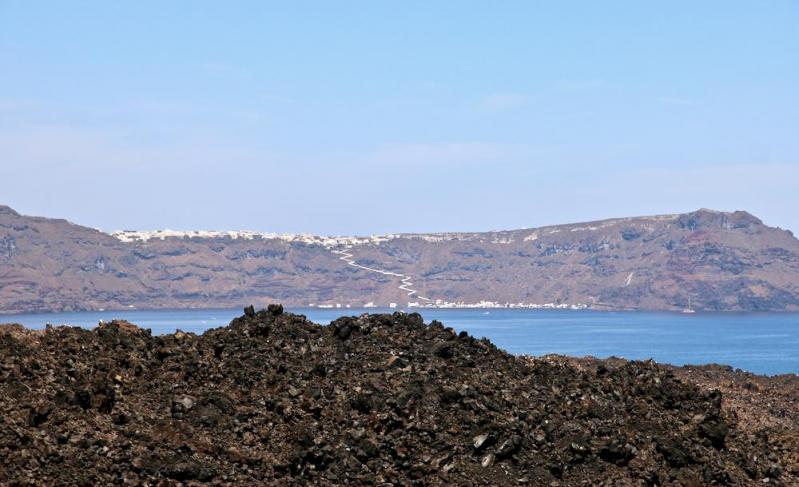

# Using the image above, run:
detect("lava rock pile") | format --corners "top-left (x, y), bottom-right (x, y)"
top-left (1, 307), bottom-right (795, 485)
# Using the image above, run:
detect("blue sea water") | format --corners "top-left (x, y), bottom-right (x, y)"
top-left (2, 307), bottom-right (798, 376)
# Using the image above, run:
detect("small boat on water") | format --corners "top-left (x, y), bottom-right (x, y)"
top-left (682, 297), bottom-right (696, 314)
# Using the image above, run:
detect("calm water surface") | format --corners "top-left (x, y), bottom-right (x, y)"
top-left (3, 308), bottom-right (798, 376)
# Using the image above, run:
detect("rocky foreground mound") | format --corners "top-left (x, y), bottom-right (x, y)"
top-left (1, 307), bottom-right (797, 486)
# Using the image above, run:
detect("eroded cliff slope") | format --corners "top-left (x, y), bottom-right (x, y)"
top-left (1, 205), bottom-right (798, 312)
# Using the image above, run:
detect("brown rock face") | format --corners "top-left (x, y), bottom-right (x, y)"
top-left (1, 205), bottom-right (799, 313)
top-left (0, 310), bottom-right (796, 485)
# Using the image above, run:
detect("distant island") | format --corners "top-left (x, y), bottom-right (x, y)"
top-left (1, 205), bottom-right (798, 314)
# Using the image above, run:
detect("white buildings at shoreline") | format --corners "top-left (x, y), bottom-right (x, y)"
top-left (307, 300), bottom-right (590, 310)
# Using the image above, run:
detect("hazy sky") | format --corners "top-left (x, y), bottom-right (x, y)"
top-left (1, 1), bottom-right (797, 235)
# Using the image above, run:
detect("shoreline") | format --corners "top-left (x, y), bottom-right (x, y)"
top-left (5, 304), bottom-right (799, 317)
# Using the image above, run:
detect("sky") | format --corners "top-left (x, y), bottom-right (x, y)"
top-left (1, 1), bottom-right (797, 235)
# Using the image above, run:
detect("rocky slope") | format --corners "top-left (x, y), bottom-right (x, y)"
top-left (2, 205), bottom-right (799, 313)
top-left (1, 308), bottom-right (797, 485)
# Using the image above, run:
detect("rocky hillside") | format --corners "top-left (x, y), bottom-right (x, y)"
top-left (1, 308), bottom-right (796, 485)
top-left (1, 205), bottom-right (799, 313)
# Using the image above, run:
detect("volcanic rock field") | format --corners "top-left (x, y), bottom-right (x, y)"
top-left (1, 307), bottom-right (797, 485)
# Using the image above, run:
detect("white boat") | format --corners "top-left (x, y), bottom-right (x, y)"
top-left (682, 297), bottom-right (696, 314)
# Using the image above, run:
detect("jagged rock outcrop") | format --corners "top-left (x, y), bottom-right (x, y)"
top-left (1, 309), bottom-right (796, 485)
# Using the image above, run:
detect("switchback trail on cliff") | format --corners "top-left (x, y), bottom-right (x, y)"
top-left (332, 248), bottom-right (433, 303)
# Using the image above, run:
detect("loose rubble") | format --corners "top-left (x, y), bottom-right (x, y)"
top-left (1, 307), bottom-right (797, 485)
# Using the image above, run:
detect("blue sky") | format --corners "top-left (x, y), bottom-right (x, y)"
top-left (1, 1), bottom-right (797, 235)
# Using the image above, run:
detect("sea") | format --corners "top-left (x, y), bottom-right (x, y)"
top-left (3, 307), bottom-right (798, 377)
